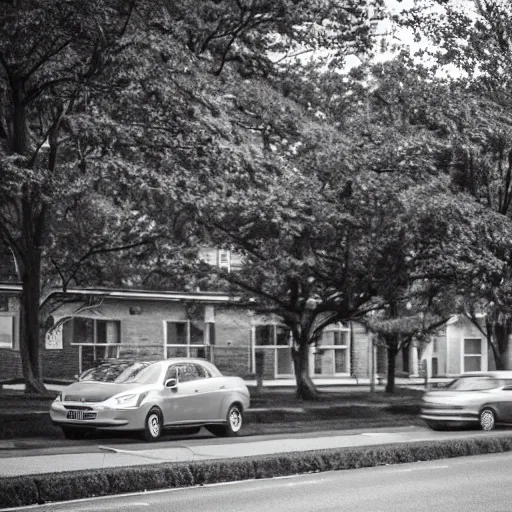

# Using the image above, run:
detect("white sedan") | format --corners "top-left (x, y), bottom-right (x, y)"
top-left (50, 358), bottom-right (251, 441)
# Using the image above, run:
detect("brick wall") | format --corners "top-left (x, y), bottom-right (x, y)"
top-left (0, 294), bottom-right (378, 382)
top-left (0, 349), bottom-right (22, 380)
top-left (212, 346), bottom-right (251, 377)
top-left (213, 308), bottom-right (252, 347)
top-left (42, 342), bottom-right (80, 379)
top-left (0, 295), bottom-right (21, 381)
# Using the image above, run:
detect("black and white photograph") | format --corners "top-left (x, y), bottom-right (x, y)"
top-left (2, 0), bottom-right (512, 510)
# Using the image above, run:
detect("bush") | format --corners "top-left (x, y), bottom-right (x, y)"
top-left (0, 477), bottom-right (39, 507)
top-left (35, 471), bottom-right (110, 503)
top-left (3, 434), bottom-right (512, 509)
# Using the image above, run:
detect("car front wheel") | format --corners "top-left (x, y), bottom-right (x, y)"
top-left (143, 408), bottom-right (163, 442)
top-left (479, 408), bottom-right (496, 431)
top-left (206, 404), bottom-right (243, 437)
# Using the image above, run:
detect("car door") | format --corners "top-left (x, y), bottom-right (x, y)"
top-left (494, 382), bottom-right (512, 422)
top-left (160, 363), bottom-right (198, 426)
top-left (187, 363), bottom-right (224, 422)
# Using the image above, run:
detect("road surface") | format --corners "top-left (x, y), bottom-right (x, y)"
top-left (1, 425), bottom-right (512, 477)
top-left (7, 451), bottom-right (512, 511)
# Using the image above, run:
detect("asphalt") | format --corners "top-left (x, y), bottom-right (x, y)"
top-left (2, 425), bottom-right (512, 478)
top-left (7, 451), bottom-right (512, 512)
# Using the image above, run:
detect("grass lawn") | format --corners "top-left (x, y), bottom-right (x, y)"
top-left (0, 386), bottom-right (424, 439)
top-left (0, 386), bottom-right (424, 411)
top-left (249, 386), bottom-right (424, 407)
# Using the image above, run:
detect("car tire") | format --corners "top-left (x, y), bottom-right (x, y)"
top-left (479, 408), bottom-right (496, 431)
top-left (142, 408), bottom-right (163, 442)
top-left (61, 426), bottom-right (88, 440)
top-left (425, 420), bottom-right (450, 432)
top-left (206, 403), bottom-right (243, 437)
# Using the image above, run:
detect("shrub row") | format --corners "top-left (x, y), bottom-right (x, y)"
top-left (2, 435), bottom-right (512, 509)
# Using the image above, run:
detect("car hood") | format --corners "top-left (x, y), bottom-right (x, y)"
top-left (62, 382), bottom-right (140, 402)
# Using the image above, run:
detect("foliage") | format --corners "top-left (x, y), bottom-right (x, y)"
top-left (398, 0), bottom-right (512, 369)
top-left (0, 0), bottom-right (385, 393)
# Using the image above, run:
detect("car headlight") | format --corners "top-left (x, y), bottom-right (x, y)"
top-left (114, 392), bottom-right (148, 408)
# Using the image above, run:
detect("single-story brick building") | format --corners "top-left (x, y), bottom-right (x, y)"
top-left (0, 284), bottom-right (410, 383)
top-left (6, 283), bottom-right (498, 383)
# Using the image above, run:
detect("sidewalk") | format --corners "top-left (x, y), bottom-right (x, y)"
top-left (1, 426), bottom-right (511, 478)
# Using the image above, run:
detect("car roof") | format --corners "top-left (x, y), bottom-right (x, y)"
top-left (459, 371), bottom-right (512, 378)
top-left (97, 358), bottom-right (211, 365)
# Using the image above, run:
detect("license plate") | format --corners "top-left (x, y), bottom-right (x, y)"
top-left (66, 410), bottom-right (96, 420)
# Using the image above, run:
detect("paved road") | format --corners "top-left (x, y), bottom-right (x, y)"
top-left (1, 425), bottom-right (512, 477)
top-left (8, 451), bottom-right (512, 511)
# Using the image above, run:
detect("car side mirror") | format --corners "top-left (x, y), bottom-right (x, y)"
top-left (165, 378), bottom-right (178, 389)
top-left (74, 374), bottom-right (80, 381)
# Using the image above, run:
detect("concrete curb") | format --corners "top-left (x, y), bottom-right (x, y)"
top-left (2, 434), bottom-right (512, 509)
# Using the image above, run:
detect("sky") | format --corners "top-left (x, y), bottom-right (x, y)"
top-left (344, 0), bottom-right (476, 76)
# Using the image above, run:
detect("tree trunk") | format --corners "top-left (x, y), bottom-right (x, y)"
top-left (491, 318), bottom-right (512, 370)
top-left (16, 244), bottom-right (47, 395)
top-left (385, 343), bottom-right (398, 394)
top-left (292, 342), bottom-right (319, 400)
top-left (9, 81), bottom-right (47, 394)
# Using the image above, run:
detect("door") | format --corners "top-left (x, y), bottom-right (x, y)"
top-left (161, 363), bottom-right (215, 425)
top-left (161, 364), bottom-right (195, 425)
top-left (185, 363), bottom-right (223, 421)
top-left (275, 326), bottom-right (293, 377)
top-left (495, 383), bottom-right (512, 422)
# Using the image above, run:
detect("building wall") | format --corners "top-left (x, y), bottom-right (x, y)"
top-left (351, 322), bottom-right (370, 379)
top-left (446, 316), bottom-right (488, 375)
top-left (0, 296), bottom-right (22, 381)
top-left (433, 326), bottom-right (447, 376)
top-left (1, 293), bottom-right (376, 381)
top-left (214, 307), bottom-right (252, 348)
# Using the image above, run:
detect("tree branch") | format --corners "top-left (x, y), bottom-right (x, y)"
top-left (21, 38), bottom-right (73, 82)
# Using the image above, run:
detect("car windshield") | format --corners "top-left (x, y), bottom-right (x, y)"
top-left (445, 377), bottom-right (503, 391)
top-left (79, 361), bottom-right (157, 383)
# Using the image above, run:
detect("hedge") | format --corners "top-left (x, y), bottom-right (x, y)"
top-left (2, 435), bottom-right (512, 509)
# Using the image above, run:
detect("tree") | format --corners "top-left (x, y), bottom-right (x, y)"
top-left (0, 0), bottom-right (387, 394)
top-left (0, 0), bottom-right (145, 393)
top-left (400, 0), bottom-right (512, 369)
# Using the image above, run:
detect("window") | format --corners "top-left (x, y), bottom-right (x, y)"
top-left (166, 322), bottom-right (187, 345)
top-left (315, 324), bottom-right (349, 374)
top-left (432, 357), bottom-right (439, 377)
top-left (218, 250), bottom-right (230, 270)
top-left (255, 325), bottom-right (291, 346)
top-left (166, 363), bottom-right (206, 383)
top-left (253, 324), bottom-right (293, 376)
top-left (463, 338), bottom-right (482, 372)
top-left (0, 314), bottom-right (14, 348)
top-left (198, 248), bottom-right (243, 273)
top-left (165, 321), bottom-right (210, 358)
top-left (73, 318), bottom-right (121, 345)
top-left (80, 361), bottom-right (156, 383)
